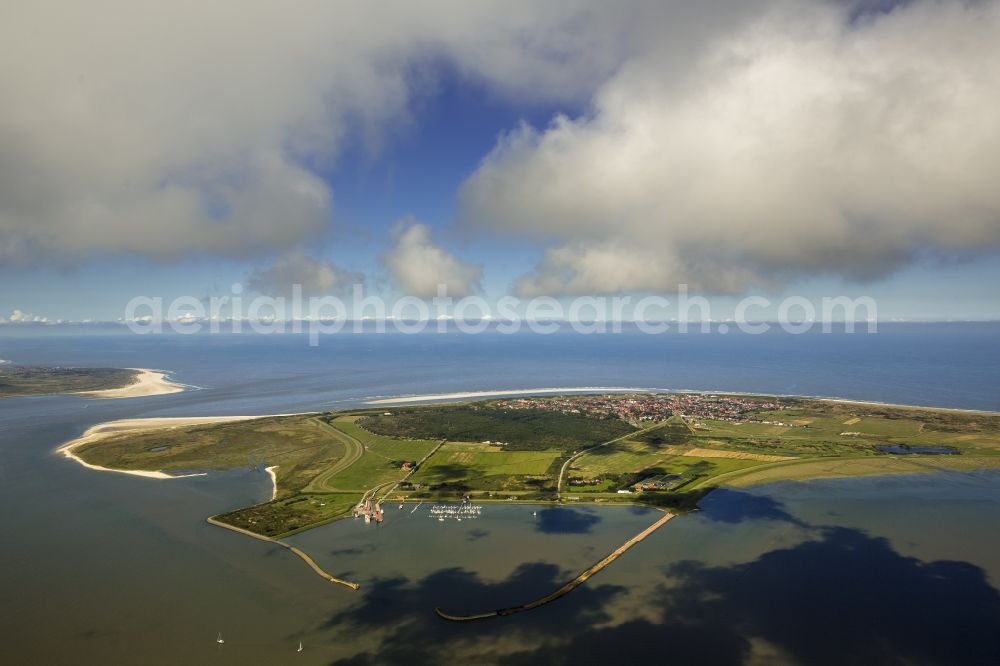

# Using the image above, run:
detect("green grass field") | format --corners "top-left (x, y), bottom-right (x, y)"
top-left (358, 404), bottom-right (634, 452)
top-left (633, 416), bottom-right (694, 446)
top-left (410, 442), bottom-right (562, 489)
top-left (74, 414), bottom-right (346, 496)
top-left (215, 492), bottom-right (361, 536)
top-left (705, 454), bottom-right (1000, 489)
top-left (305, 417), bottom-right (439, 491)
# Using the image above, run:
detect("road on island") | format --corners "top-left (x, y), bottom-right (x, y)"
top-left (378, 438), bottom-right (446, 503)
top-left (556, 421), bottom-right (669, 498)
top-left (302, 418), bottom-right (364, 493)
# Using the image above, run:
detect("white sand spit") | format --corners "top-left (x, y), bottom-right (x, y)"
top-left (78, 368), bottom-right (185, 399)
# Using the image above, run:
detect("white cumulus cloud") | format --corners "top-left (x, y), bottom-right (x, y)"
top-left (383, 221), bottom-right (482, 297)
top-left (247, 251), bottom-right (361, 297)
top-left (3, 309), bottom-right (49, 324)
top-left (460, 1), bottom-right (1000, 295)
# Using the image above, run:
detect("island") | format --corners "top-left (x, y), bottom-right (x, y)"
top-left (0, 365), bottom-right (183, 399)
top-left (58, 392), bottom-right (1000, 617)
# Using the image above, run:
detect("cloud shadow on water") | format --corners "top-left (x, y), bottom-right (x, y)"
top-left (534, 507), bottom-right (601, 534)
top-left (324, 561), bottom-right (627, 665)
top-left (326, 525), bottom-right (1000, 665)
top-left (696, 488), bottom-right (807, 526)
top-left (330, 546), bottom-right (372, 557)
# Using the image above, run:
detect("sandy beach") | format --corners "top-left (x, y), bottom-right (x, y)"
top-left (78, 367), bottom-right (185, 399)
top-left (365, 387), bottom-right (650, 405)
top-left (265, 466), bottom-right (279, 500)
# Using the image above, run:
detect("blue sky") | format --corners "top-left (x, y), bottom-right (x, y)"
top-left (2, 1), bottom-right (999, 323)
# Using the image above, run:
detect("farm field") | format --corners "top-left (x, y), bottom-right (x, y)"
top-left (305, 416), bottom-right (439, 492)
top-left (409, 442), bottom-right (562, 491)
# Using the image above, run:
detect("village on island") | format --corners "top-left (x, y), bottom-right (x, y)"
top-left (494, 392), bottom-right (788, 422)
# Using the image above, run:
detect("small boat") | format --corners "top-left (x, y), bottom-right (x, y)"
top-left (216, 632), bottom-right (225, 644)
top-left (297, 641), bottom-right (303, 652)
top-left (438, 517), bottom-right (444, 522)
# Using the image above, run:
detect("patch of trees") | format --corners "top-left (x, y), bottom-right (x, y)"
top-left (359, 406), bottom-right (634, 453)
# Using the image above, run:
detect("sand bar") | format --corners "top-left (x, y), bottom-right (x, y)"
top-left (78, 367), bottom-right (185, 399)
top-left (265, 465), bottom-right (279, 500)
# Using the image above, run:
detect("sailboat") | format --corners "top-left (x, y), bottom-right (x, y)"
top-left (297, 641), bottom-right (304, 652)
top-left (216, 632), bottom-right (225, 644)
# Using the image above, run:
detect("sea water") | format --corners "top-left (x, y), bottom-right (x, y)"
top-left (1, 325), bottom-right (998, 664)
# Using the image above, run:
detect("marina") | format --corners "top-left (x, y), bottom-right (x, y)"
top-left (428, 503), bottom-right (484, 521)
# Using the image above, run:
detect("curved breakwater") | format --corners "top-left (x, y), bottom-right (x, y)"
top-left (436, 510), bottom-right (675, 621)
top-left (206, 517), bottom-right (360, 591)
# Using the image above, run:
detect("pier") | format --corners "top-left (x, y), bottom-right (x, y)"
top-left (435, 511), bottom-right (675, 621)
top-left (207, 517), bottom-right (360, 591)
